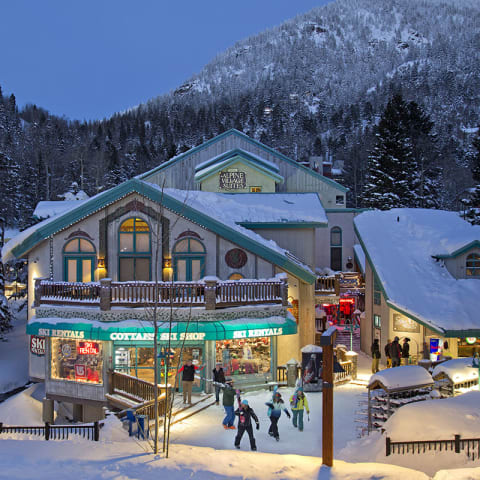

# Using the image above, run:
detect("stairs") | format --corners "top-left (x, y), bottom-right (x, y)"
top-left (334, 327), bottom-right (361, 352)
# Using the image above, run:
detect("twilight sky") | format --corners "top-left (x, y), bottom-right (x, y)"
top-left (0, 1), bottom-right (329, 121)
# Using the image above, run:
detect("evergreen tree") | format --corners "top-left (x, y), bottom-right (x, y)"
top-left (0, 220), bottom-right (13, 340)
top-left (465, 127), bottom-right (480, 224)
top-left (361, 94), bottom-right (439, 209)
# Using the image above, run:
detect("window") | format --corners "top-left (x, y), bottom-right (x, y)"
top-left (374, 314), bottom-right (381, 328)
top-left (373, 274), bottom-right (382, 305)
top-left (216, 338), bottom-right (270, 376)
top-left (51, 338), bottom-right (103, 384)
top-left (336, 195), bottom-right (345, 205)
top-left (466, 253), bottom-right (480, 277)
top-left (63, 238), bottom-right (96, 282)
top-left (118, 218), bottom-right (151, 281)
top-left (250, 186), bottom-right (262, 192)
top-left (173, 237), bottom-right (206, 281)
top-left (330, 227), bottom-right (342, 271)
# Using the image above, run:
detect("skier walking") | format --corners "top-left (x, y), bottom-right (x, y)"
top-left (234, 399), bottom-right (259, 451)
top-left (289, 387), bottom-right (310, 432)
top-left (212, 362), bottom-right (226, 405)
top-left (371, 338), bottom-right (381, 373)
top-left (265, 390), bottom-right (290, 441)
top-left (222, 378), bottom-right (236, 429)
top-left (389, 337), bottom-right (402, 367)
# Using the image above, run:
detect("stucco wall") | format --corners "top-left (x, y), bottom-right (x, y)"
top-left (444, 247), bottom-right (480, 279)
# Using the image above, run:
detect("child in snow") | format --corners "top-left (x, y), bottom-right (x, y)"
top-left (265, 390), bottom-right (290, 441)
top-left (234, 399), bottom-right (259, 451)
top-left (289, 387), bottom-right (310, 432)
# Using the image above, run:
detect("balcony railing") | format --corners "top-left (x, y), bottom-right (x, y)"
top-left (34, 278), bottom-right (288, 311)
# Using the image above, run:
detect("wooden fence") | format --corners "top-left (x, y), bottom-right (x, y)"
top-left (0, 421), bottom-right (101, 441)
top-left (386, 435), bottom-right (480, 460)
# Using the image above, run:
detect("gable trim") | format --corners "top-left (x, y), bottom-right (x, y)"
top-left (433, 240), bottom-right (480, 259)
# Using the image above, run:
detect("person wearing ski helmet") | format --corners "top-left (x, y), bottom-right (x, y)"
top-left (234, 399), bottom-right (259, 451)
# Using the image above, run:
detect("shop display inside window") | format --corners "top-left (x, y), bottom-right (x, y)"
top-left (51, 338), bottom-right (103, 384)
top-left (216, 338), bottom-right (270, 376)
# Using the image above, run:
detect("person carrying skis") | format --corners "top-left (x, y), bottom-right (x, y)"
top-left (265, 390), bottom-right (290, 441)
top-left (289, 387), bottom-right (310, 432)
top-left (234, 399), bottom-right (259, 451)
top-left (222, 378), bottom-right (236, 430)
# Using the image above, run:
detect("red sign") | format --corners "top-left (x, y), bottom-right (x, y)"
top-left (75, 364), bottom-right (86, 379)
top-left (30, 336), bottom-right (46, 356)
top-left (77, 341), bottom-right (99, 355)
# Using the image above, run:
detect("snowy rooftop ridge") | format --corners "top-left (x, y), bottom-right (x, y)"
top-left (33, 200), bottom-right (87, 220)
top-left (368, 365), bottom-right (434, 391)
top-left (355, 209), bottom-right (480, 335)
top-left (431, 357), bottom-right (479, 383)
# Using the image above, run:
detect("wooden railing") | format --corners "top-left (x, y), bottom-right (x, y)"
top-left (386, 435), bottom-right (480, 461)
top-left (35, 278), bottom-right (288, 311)
top-left (0, 421), bottom-right (101, 441)
top-left (315, 275), bottom-right (339, 295)
top-left (276, 360), bottom-right (353, 385)
top-left (110, 371), bottom-right (169, 403)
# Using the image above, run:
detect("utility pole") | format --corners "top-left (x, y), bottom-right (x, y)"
top-left (320, 326), bottom-right (337, 467)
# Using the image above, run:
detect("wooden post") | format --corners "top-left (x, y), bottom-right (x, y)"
top-left (454, 434), bottom-right (460, 454)
top-left (204, 279), bottom-right (217, 310)
top-left (34, 277), bottom-right (48, 307)
top-left (100, 278), bottom-right (111, 311)
top-left (280, 279), bottom-right (289, 306)
top-left (320, 326), bottom-right (337, 467)
top-left (386, 437), bottom-right (391, 456)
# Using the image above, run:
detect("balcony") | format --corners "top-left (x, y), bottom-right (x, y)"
top-left (34, 277), bottom-right (288, 311)
top-left (315, 272), bottom-right (365, 296)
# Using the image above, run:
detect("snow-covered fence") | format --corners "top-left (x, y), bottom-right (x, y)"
top-left (386, 434), bottom-right (480, 460)
top-left (315, 275), bottom-right (339, 294)
top-left (36, 278), bottom-right (287, 310)
top-left (0, 421), bottom-right (101, 441)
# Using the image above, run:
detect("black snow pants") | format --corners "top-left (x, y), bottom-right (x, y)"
top-left (235, 425), bottom-right (256, 450)
top-left (268, 416), bottom-right (279, 439)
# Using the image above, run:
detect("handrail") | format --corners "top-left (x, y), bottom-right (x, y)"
top-left (36, 278), bottom-right (287, 310)
top-left (0, 421), bottom-right (101, 441)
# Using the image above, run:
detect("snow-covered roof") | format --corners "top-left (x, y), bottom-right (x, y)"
top-left (353, 244), bottom-right (365, 274)
top-left (33, 201), bottom-right (87, 220)
top-left (355, 209), bottom-right (480, 335)
top-left (368, 365), bottom-right (434, 391)
top-left (431, 357), bottom-right (479, 383)
top-left (301, 344), bottom-right (323, 353)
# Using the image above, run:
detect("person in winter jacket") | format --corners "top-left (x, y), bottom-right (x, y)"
top-left (265, 390), bottom-right (290, 441)
top-left (389, 337), bottom-right (402, 367)
top-left (384, 339), bottom-right (392, 368)
top-left (212, 362), bottom-right (226, 404)
top-left (289, 388), bottom-right (309, 432)
top-left (402, 338), bottom-right (410, 365)
top-left (178, 359), bottom-right (205, 404)
top-left (222, 378), bottom-right (236, 429)
top-left (234, 399), bottom-right (259, 451)
top-left (371, 339), bottom-right (381, 373)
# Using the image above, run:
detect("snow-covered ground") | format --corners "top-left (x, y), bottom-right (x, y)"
top-left (0, 301), bottom-right (29, 394)
top-left (1, 311), bottom-right (480, 479)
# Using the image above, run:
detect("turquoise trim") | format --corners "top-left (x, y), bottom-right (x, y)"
top-left (239, 222), bottom-right (327, 229)
top-left (63, 256), bottom-right (95, 282)
top-left (12, 178), bottom-right (315, 284)
top-left (26, 316), bottom-right (298, 341)
top-left (139, 129), bottom-right (348, 193)
top-left (433, 240), bottom-right (480, 259)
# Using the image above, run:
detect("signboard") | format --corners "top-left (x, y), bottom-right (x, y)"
top-left (74, 364), bottom-right (86, 380)
top-left (233, 327), bottom-right (283, 339)
top-left (30, 335), bottom-right (46, 356)
top-left (77, 341), bottom-right (100, 355)
top-left (219, 171), bottom-right (246, 190)
top-left (392, 314), bottom-right (420, 333)
top-left (38, 328), bottom-right (85, 339)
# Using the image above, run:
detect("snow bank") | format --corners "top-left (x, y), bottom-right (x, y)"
top-left (368, 365), bottom-right (433, 390)
top-left (0, 383), bottom-right (44, 425)
top-left (432, 357), bottom-right (479, 383)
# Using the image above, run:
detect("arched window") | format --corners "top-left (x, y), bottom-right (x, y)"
top-left (466, 253), bottom-right (480, 277)
top-left (118, 217), bottom-right (151, 281)
top-left (63, 238), bottom-right (96, 282)
top-left (330, 226), bottom-right (342, 271)
top-left (229, 273), bottom-right (244, 281)
top-left (173, 237), bottom-right (206, 281)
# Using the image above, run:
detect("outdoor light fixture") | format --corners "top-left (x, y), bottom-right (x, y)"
top-left (97, 258), bottom-right (106, 268)
top-left (163, 258), bottom-right (172, 269)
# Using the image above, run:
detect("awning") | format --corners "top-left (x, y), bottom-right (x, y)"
top-left (26, 315), bottom-right (297, 342)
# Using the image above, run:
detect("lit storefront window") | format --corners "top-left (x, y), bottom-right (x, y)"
top-left (51, 338), bottom-right (103, 384)
top-left (216, 338), bottom-right (270, 376)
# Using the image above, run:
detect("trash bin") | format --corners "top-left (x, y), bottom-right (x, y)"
top-left (286, 359), bottom-right (299, 387)
top-left (126, 409), bottom-right (135, 436)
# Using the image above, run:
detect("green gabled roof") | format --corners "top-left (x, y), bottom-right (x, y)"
top-left (139, 129), bottom-right (348, 193)
top-left (8, 178), bottom-right (316, 284)
top-left (194, 152), bottom-right (284, 184)
top-left (433, 240), bottom-right (480, 259)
